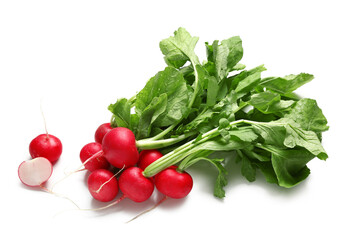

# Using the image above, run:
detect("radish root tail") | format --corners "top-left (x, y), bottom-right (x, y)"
top-left (51, 150), bottom-right (104, 191)
top-left (126, 195), bottom-right (168, 223)
top-left (40, 184), bottom-right (80, 209)
top-left (95, 165), bottom-right (125, 194)
top-left (40, 98), bottom-right (49, 139)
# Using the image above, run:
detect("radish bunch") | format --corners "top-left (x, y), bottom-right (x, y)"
top-left (83, 124), bottom-right (194, 208)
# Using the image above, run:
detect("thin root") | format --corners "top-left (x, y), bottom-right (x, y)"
top-left (126, 195), bottom-right (168, 223)
top-left (40, 184), bottom-right (80, 209)
top-left (95, 165), bottom-right (125, 194)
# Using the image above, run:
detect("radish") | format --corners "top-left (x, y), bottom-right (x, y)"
top-left (80, 142), bottom-right (110, 172)
top-left (81, 167), bottom-right (154, 212)
top-left (18, 157), bottom-right (53, 187)
top-left (138, 150), bottom-right (163, 170)
top-left (67, 127), bottom-right (138, 175)
top-left (87, 169), bottom-right (119, 202)
top-left (101, 127), bottom-right (139, 169)
top-left (155, 166), bottom-right (193, 199)
top-left (126, 166), bottom-right (192, 222)
top-left (29, 134), bottom-right (62, 164)
top-left (95, 123), bottom-right (113, 144)
top-left (118, 167), bottom-right (154, 202)
top-left (18, 157), bottom-right (80, 209)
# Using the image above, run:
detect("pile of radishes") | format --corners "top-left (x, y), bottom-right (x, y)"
top-left (82, 124), bottom-right (193, 206)
top-left (18, 122), bottom-right (193, 215)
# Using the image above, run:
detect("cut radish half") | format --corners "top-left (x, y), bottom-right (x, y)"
top-left (18, 157), bottom-right (53, 187)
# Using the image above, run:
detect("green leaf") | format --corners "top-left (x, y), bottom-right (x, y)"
top-left (237, 150), bottom-right (256, 182)
top-left (108, 98), bottom-right (131, 128)
top-left (283, 123), bottom-right (328, 160)
top-left (258, 144), bottom-right (314, 188)
top-left (260, 73), bottom-right (314, 94)
top-left (159, 27), bottom-right (199, 68)
top-left (250, 122), bottom-right (287, 147)
top-left (180, 92), bottom-right (235, 134)
top-left (229, 127), bottom-right (259, 143)
top-left (178, 154), bottom-right (228, 198)
top-left (249, 91), bottom-right (295, 114)
top-left (282, 98), bottom-right (329, 133)
top-left (207, 76), bottom-right (220, 106)
top-left (211, 159), bottom-right (228, 198)
top-left (135, 67), bottom-right (190, 127)
top-left (136, 94), bottom-right (168, 139)
top-left (256, 161), bottom-right (278, 184)
top-left (229, 64), bottom-right (267, 91)
top-left (211, 36), bottom-right (243, 81)
top-left (196, 64), bottom-right (219, 106)
top-left (230, 65), bottom-right (267, 99)
top-left (249, 120), bottom-right (328, 160)
top-left (129, 113), bottom-right (140, 136)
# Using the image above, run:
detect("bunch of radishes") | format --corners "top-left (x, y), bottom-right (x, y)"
top-left (18, 122), bottom-right (193, 213)
top-left (81, 124), bottom-right (194, 206)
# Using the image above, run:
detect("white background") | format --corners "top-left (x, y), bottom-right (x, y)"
top-left (1, 0), bottom-right (341, 239)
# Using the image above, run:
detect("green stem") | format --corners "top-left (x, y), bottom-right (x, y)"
top-left (177, 150), bottom-right (213, 172)
top-left (142, 119), bottom-right (252, 177)
top-left (147, 124), bottom-right (177, 141)
top-left (136, 131), bottom-right (196, 150)
top-left (143, 126), bottom-right (221, 177)
top-left (188, 60), bottom-right (199, 108)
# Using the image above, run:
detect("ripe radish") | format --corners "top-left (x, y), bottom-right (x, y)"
top-left (138, 150), bottom-right (163, 170)
top-left (95, 123), bottom-right (113, 144)
top-left (18, 157), bottom-right (53, 187)
top-left (29, 134), bottom-right (62, 164)
top-left (80, 142), bottom-right (110, 172)
top-left (119, 167), bottom-right (154, 202)
top-left (101, 127), bottom-right (139, 169)
top-left (79, 167), bottom-right (153, 212)
top-left (127, 166), bottom-right (192, 221)
top-left (87, 169), bottom-right (119, 202)
top-left (155, 166), bottom-right (193, 199)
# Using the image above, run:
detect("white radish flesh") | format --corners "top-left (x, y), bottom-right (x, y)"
top-left (18, 157), bottom-right (53, 187)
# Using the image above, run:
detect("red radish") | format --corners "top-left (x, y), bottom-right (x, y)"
top-left (95, 123), bottom-right (113, 144)
top-left (29, 134), bottom-right (62, 164)
top-left (18, 157), bottom-right (53, 187)
top-left (119, 167), bottom-right (154, 202)
top-left (155, 166), bottom-right (193, 199)
top-left (80, 167), bottom-right (153, 212)
top-left (87, 169), bottom-right (119, 202)
top-left (80, 142), bottom-right (110, 172)
top-left (138, 150), bottom-right (163, 170)
top-left (101, 127), bottom-right (139, 169)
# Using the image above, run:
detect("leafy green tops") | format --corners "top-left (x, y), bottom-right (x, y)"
top-left (108, 27), bottom-right (329, 198)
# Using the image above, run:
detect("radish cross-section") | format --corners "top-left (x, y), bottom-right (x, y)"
top-left (18, 157), bottom-right (53, 187)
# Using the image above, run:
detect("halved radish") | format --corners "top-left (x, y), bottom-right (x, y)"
top-left (18, 157), bottom-right (53, 187)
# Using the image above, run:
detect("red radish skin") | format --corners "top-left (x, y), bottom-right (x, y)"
top-left (18, 157), bottom-right (53, 187)
top-left (155, 167), bottom-right (193, 199)
top-left (87, 169), bottom-right (119, 202)
top-left (80, 142), bottom-right (110, 172)
top-left (29, 134), bottom-right (62, 164)
top-left (138, 150), bottom-right (163, 170)
top-left (95, 123), bottom-right (113, 144)
top-left (119, 167), bottom-right (154, 202)
top-left (102, 127), bottom-right (139, 169)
